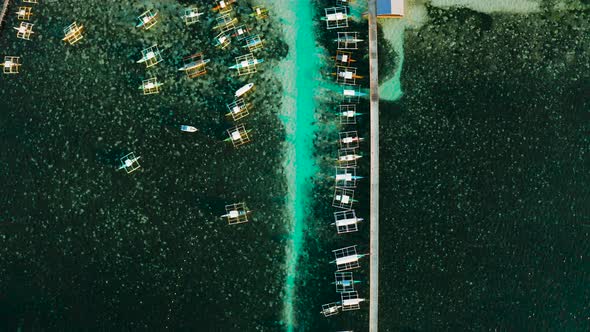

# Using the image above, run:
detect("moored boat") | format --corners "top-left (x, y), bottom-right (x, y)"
top-left (235, 83), bottom-right (254, 97)
top-left (180, 125), bottom-right (198, 132)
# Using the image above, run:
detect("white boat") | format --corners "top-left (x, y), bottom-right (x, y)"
top-left (235, 83), bottom-right (254, 97)
top-left (180, 125), bottom-right (198, 132)
top-left (229, 58), bottom-right (264, 70)
top-left (137, 51), bottom-right (157, 64)
top-left (138, 81), bottom-right (163, 90)
top-left (334, 174), bottom-right (364, 181)
top-left (178, 58), bottom-right (210, 71)
top-left (221, 209), bottom-right (249, 218)
top-left (343, 89), bottom-right (367, 97)
top-left (322, 12), bottom-right (347, 21)
top-left (182, 10), bottom-right (204, 20)
top-left (340, 111), bottom-right (363, 118)
top-left (334, 36), bottom-right (364, 43)
top-left (339, 154), bottom-right (362, 162)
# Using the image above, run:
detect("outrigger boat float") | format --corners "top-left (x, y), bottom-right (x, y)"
top-left (182, 7), bottom-right (204, 25)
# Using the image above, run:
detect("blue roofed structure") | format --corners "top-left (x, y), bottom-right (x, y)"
top-left (377, 0), bottom-right (404, 18)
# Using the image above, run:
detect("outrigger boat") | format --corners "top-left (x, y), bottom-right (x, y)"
top-left (117, 153), bottom-right (141, 174)
top-left (212, 0), bottom-right (236, 12)
top-left (320, 303), bottom-right (342, 317)
top-left (235, 83), bottom-right (254, 97)
top-left (250, 6), bottom-right (269, 19)
top-left (139, 81), bottom-right (164, 90)
top-left (182, 9), bottom-right (204, 22)
top-left (180, 125), bottom-right (198, 132)
top-left (338, 153), bottom-right (362, 163)
top-left (223, 129), bottom-right (252, 142)
top-left (214, 33), bottom-right (231, 49)
top-left (14, 22), bottom-right (34, 40)
top-left (2, 56), bottom-right (21, 74)
top-left (333, 70), bottom-right (364, 80)
top-left (62, 22), bottom-right (84, 45)
top-left (232, 25), bottom-right (250, 39)
top-left (340, 110), bottom-right (364, 118)
top-left (334, 36), bottom-right (364, 43)
top-left (329, 254), bottom-right (367, 266)
top-left (16, 7), bottom-right (33, 21)
top-left (340, 136), bottom-right (364, 144)
top-left (333, 173), bottom-right (364, 181)
top-left (139, 79), bottom-right (163, 95)
top-left (136, 10), bottom-right (158, 29)
top-left (178, 57), bottom-right (210, 72)
top-left (221, 202), bottom-right (251, 225)
top-left (331, 278), bottom-right (361, 287)
top-left (220, 208), bottom-right (250, 219)
top-left (213, 14), bottom-right (237, 31)
top-left (332, 53), bottom-right (356, 63)
top-left (229, 57), bottom-right (264, 70)
top-left (137, 46), bottom-right (163, 66)
top-left (321, 12), bottom-right (348, 22)
top-left (242, 35), bottom-right (263, 50)
top-left (343, 88), bottom-right (367, 97)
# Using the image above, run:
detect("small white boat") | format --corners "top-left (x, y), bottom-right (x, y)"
top-left (180, 125), bottom-right (198, 132)
top-left (235, 83), bottom-right (254, 97)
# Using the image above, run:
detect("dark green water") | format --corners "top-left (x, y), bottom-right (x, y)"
top-left (0, 0), bottom-right (289, 330)
top-left (378, 4), bottom-right (590, 331)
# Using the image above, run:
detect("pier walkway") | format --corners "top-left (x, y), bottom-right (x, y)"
top-left (368, 0), bottom-right (380, 331)
top-left (0, 0), bottom-right (9, 28)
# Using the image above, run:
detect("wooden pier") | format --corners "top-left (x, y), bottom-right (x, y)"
top-left (0, 0), bottom-right (9, 28)
top-left (368, 0), bottom-right (380, 331)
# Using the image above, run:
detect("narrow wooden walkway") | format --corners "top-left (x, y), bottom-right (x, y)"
top-left (0, 0), bottom-right (9, 28)
top-left (368, 0), bottom-right (380, 331)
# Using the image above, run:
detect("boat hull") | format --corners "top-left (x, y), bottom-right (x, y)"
top-left (181, 125), bottom-right (198, 132)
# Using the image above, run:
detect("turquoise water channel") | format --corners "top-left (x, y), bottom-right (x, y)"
top-left (271, 0), bottom-right (322, 330)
